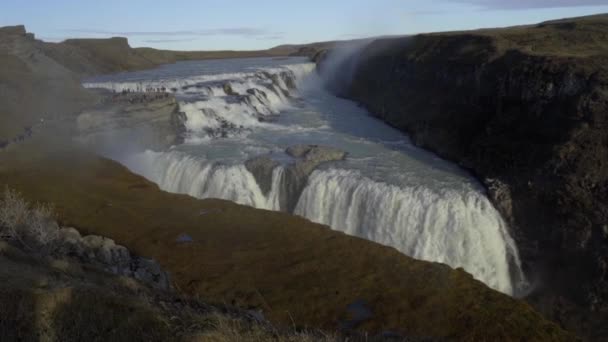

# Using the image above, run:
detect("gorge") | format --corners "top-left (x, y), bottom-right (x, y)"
top-left (2, 12), bottom-right (606, 340)
top-left (316, 14), bottom-right (608, 338)
top-left (83, 56), bottom-right (526, 296)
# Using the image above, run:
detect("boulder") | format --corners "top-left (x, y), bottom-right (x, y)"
top-left (56, 227), bottom-right (84, 255)
top-left (132, 257), bottom-right (171, 291)
top-left (245, 156), bottom-right (280, 196)
top-left (286, 144), bottom-right (346, 162)
top-left (223, 83), bottom-right (238, 96)
top-left (283, 145), bottom-right (346, 212)
top-left (244, 145), bottom-right (346, 211)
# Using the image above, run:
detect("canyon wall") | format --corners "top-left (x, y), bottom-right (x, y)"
top-left (319, 14), bottom-right (608, 338)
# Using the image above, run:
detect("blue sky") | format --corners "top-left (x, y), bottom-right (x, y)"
top-left (2, 0), bottom-right (608, 50)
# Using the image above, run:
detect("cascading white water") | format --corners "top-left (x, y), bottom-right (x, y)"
top-left (124, 150), bottom-right (284, 211)
top-left (294, 169), bottom-right (523, 295)
top-left (84, 63), bottom-right (317, 140)
top-left (84, 57), bottom-right (526, 296)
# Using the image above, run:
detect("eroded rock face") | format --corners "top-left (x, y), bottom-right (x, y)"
top-left (245, 156), bottom-right (280, 196)
top-left (283, 145), bottom-right (347, 212)
top-left (245, 145), bottom-right (346, 211)
top-left (76, 91), bottom-right (186, 153)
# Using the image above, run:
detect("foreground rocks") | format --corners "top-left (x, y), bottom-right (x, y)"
top-left (321, 14), bottom-right (608, 339)
top-left (57, 227), bottom-right (170, 290)
top-left (0, 240), bottom-right (342, 342)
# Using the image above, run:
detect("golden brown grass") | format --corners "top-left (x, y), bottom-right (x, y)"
top-left (430, 14), bottom-right (608, 59)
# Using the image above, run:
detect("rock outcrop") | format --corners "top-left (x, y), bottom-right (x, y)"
top-left (76, 91), bottom-right (186, 153)
top-left (245, 156), bottom-right (280, 196)
top-left (282, 145), bottom-right (347, 211)
top-left (245, 145), bottom-right (347, 211)
top-left (320, 14), bottom-right (608, 339)
top-left (56, 227), bottom-right (170, 290)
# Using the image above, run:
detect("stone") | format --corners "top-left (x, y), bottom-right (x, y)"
top-left (223, 83), bottom-right (237, 96)
top-left (58, 227), bottom-right (81, 244)
top-left (132, 257), bottom-right (171, 291)
top-left (283, 145), bottom-right (346, 212)
top-left (245, 156), bottom-right (279, 196)
top-left (82, 235), bottom-right (105, 250)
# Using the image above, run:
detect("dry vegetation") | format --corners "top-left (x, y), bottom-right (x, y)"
top-left (0, 187), bottom-right (60, 254)
top-left (0, 187), bottom-right (341, 342)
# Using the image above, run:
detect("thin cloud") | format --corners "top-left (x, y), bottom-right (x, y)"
top-left (338, 33), bottom-right (364, 38)
top-left (255, 35), bottom-right (284, 41)
top-left (405, 9), bottom-right (450, 15)
top-left (143, 38), bottom-right (196, 43)
top-left (66, 27), bottom-right (276, 38)
top-left (449, 0), bottom-right (608, 10)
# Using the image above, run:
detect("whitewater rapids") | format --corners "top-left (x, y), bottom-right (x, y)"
top-left (84, 57), bottom-right (526, 295)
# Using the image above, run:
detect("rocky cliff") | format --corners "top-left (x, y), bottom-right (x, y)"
top-left (76, 91), bottom-right (186, 153)
top-left (319, 14), bottom-right (608, 339)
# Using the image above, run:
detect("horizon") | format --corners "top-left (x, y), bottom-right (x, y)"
top-left (2, 1), bottom-right (608, 50)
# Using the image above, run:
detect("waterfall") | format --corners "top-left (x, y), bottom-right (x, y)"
top-left (124, 149), bottom-right (524, 295)
top-left (84, 63), bottom-right (317, 139)
top-left (124, 150), bottom-right (286, 211)
top-left (294, 169), bottom-right (524, 295)
top-left (89, 57), bottom-right (526, 296)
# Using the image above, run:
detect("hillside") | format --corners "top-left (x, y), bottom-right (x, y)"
top-left (320, 13), bottom-right (608, 339)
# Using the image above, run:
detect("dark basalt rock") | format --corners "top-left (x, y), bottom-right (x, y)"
top-left (245, 156), bottom-right (280, 196)
top-left (320, 18), bottom-right (608, 338)
top-left (283, 145), bottom-right (347, 212)
top-left (223, 83), bottom-right (238, 96)
top-left (245, 145), bottom-right (347, 212)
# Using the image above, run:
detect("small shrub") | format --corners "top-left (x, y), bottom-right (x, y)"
top-left (0, 187), bottom-right (29, 240)
top-left (0, 187), bottom-right (59, 254)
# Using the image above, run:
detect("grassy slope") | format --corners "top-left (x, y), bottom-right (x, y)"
top-left (0, 140), bottom-right (574, 341)
top-left (470, 14), bottom-right (608, 58)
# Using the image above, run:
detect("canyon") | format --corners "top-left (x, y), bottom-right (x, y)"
top-left (2, 14), bottom-right (605, 340)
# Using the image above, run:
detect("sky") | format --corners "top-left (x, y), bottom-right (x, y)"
top-left (2, 0), bottom-right (608, 50)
